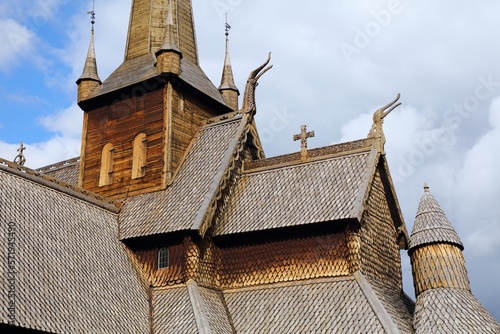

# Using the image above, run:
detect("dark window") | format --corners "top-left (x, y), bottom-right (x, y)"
top-left (158, 247), bottom-right (169, 269)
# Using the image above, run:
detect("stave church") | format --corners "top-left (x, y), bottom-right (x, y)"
top-left (1, 1), bottom-right (499, 333)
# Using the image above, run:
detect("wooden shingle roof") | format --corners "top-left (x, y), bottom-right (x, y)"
top-left (153, 286), bottom-right (199, 333)
top-left (38, 157), bottom-right (80, 186)
top-left (409, 186), bottom-right (463, 250)
top-left (119, 116), bottom-right (243, 239)
top-left (413, 288), bottom-right (500, 333)
top-left (87, 55), bottom-right (226, 107)
top-left (223, 275), bottom-right (414, 334)
top-left (214, 140), bottom-right (379, 236)
top-left (0, 166), bottom-right (149, 333)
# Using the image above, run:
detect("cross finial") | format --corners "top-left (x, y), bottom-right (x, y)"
top-left (14, 142), bottom-right (26, 166)
top-left (293, 125), bottom-right (315, 161)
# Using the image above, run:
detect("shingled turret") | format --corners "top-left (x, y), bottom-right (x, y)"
top-left (409, 184), bottom-right (500, 333)
top-left (76, 11), bottom-right (101, 103)
top-left (155, 0), bottom-right (182, 75)
top-left (218, 21), bottom-right (239, 110)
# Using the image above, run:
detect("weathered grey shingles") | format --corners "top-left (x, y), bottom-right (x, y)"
top-left (369, 280), bottom-right (415, 334)
top-left (39, 158), bottom-right (80, 186)
top-left (414, 288), bottom-right (500, 334)
top-left (214, 151), bottom-right (371, 236)
top-left (223, 277), bottom-right (385, 333)
top-left (0, 169), bottom-right (149, 333)
top-left (409, 189), bottom-right (463, 250)
top-left (153, 287), bottom-right (198, 333)
top-left (89, 54), bottom-right (226, 106)
top-left (198, 286), bottom-right (235, 333)
top-left (120, 118), bottom-right (241, 239)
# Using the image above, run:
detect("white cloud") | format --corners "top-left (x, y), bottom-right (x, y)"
top-left (453, 97), bottom-right (500, 255)
top-left (39, 102), bottom-right (83, 139)
top-left (0, 19), bottom-right (35, 72)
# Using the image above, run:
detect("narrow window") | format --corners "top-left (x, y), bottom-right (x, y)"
top-left (99, 143), bottom-right (114, 186)
top-left (132, 133), bottom-right (147, 179)
top-left (158, 248), bottom-right (169, 269)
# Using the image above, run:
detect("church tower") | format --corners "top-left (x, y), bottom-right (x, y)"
top-left (409, 184), bottom-right (499, 333)
top-left (76, 0), bottom-right (232, 199)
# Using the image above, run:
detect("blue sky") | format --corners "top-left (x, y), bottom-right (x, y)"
top-left (1, 0), bottom-right (500, 321)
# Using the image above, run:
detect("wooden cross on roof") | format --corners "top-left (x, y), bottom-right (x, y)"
top-left (293, 125), bottom-right (314, 161)
top-left (14, 142), bottom-right (26, 166)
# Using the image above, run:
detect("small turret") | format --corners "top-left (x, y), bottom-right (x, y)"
top-left (409, 184), bottom-right (468, 296)
top-left (76, 8), bottom-right (101, 103)
top-left (409, 184), bottom-right (500, 333)
top-left (218, 18), bottom-right (239, 110)
top-left (155, 0), bottom-right (182, 76)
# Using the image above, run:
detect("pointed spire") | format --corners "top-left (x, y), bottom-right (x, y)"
top-left (77, 5), bottom-right (101, 102)
top-left (155, 0), bottom-right (182, 75)
top-left (218, 15), bottom-right (239, 110)
top-left (409, 184), bottom-right (463, 251)
top-left (156, 0), bottom-right (182, 56)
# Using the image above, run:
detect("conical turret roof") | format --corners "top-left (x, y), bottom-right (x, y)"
top-left (77, 31), bottom-right (101, 84)
top-left (408, 184), bottom-right (463, 251)
top-left (219, 37), bottom-right (238, 92)
top-left (155, 0), bottom-right (182, 56)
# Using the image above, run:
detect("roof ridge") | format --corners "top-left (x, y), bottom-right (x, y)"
top-left (0, 158), bottom-right (120, 213)
top-left (223, 276), bottom-right (355, 293)
top-left (353, 272), bottom-right (400, 334)
top-left (37, 156), bottom-right (80, 172)
top-left (245, 138), bottom-right (373, 172)
top-left (243, 150), bottom-right (372, 176)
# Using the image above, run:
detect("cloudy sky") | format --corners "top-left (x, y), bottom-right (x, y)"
top-left (1, 0), bottom-right (499, 321)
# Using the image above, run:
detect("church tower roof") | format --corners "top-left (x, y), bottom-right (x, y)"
top-left (155, 0), bottom-right (182, 56)
top-left (81, 0), bottom-right (228, 110)
top-left (125, 0), bottom-right (198, 64)
top-left (218, 21), bottom-right (239, 111)
top-left (77, 12), bottom-right (101, 84)
top-left (408, 184), bottom-right (463, 251)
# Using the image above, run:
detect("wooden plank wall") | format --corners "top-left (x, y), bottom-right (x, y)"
top-left (82, 89), bottom-right (165, 198)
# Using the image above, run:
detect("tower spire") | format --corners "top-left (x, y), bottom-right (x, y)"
top-left (218, 14), bottom-right (239, 110)
top-left (76, 1), bottom-right (101, 103)
top-left (155, 0), bottom-right (183, 75)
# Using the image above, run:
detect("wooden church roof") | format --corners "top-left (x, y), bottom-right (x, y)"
top-left (119, 115), bottom-right (243, 239)
top-left (0, 160), bottom-right (149, 333)
top-left (408, 186), bottom-right (463, 250)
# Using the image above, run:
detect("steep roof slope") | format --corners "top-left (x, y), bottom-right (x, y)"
top-left (0, 162), bottom-right (149, 333)
top-left (223, 275), bottom-right (413, 334)
top-left (214, 143), bottom-right (375, 236)
top-left (119, 116), bottom-right (244, 239)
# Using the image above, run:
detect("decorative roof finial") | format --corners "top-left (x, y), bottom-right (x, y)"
top-left (87, 0), bottom-right (96, 35)
top-left (293, 125), bottom-right (315, 161)
top-left (368, 93), bottom-right (401, 154)
top-left (14, 142), bottom-right (26, 166)
top-left (225, 13), bottom-right (231, 39)
top-left (424, 183), bottom-right (430, 192)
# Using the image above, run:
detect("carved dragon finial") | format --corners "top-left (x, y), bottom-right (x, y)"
top-left (241, 53), bottom-right (273, 118)
top-left (368, 93), bottom-right (401, 154)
